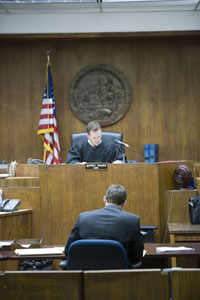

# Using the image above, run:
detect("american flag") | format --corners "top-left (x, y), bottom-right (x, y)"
top-left (37, 57), bottom-right (61, 164)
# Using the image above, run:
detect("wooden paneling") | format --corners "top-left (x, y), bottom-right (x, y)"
top-left (38, 164), bottom-right (161, 244)
top-left (15, 164), bottom-right (40, 177)
top-left (157, 160), bottom-right (194, 241)
top-left (0, 271), bottom-right (82, 300)
top-left (0, 177), bottom-right (39, 188)
top-left (172, 269), bottom-right (200, 300)
top-left (2, 187), bottom-right (41, 239)
top-left (0, 37), bottom-right (200, 164)
top-left (0, 209), bottom-right (32, 240)
top-left (83, 269), bottom-right (169, 300)
top-left (165, 190), bottom-right (197, 224)
top-left (0, 162), bottom-right (194, 245)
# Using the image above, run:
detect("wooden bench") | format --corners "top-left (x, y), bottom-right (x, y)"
top-left (83, 269), bottom-right (170, 300)
top-left (0, 271), bottom-right (82, 300)
top-left (171, 269), bottom-right (200, 300)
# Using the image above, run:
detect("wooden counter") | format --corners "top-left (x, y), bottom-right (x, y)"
top-left (0, 161), bottom-right (194, 245)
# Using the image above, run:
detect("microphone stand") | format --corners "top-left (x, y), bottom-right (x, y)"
top-left (115, 139), bottom-right (144, 163)
top-left (122, 145), bottom-right (126, 163)
top-left (127, 145), bottom-right (144, 162)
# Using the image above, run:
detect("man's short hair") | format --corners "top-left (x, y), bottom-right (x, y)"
top-left (86, 121), bottom-right (101, 134)
top-left (105, 184), bottom-right (127, 205)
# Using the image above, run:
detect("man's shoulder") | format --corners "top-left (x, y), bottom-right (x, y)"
top-left (79, 208), bottom-right (103, 217)
top-left (119, 209), bottom-right (140, 220)
top-left (105, 205), bottom-right (139, 219)
top-left (72, 140), bottom-right (89, 150)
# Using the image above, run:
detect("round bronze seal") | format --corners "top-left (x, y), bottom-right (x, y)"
top-left (69, 64), bottom-right (131, 126)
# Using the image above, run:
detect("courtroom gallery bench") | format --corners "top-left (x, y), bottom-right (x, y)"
top-left (1, 269), bottom-right (200, 300)
top-left (0, 269), bottom-right (169, 300)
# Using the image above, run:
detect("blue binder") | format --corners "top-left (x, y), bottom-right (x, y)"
top-left (149, 144), bottom-right (159, 162)
top-left (144, 144), bottom-right (150, 163)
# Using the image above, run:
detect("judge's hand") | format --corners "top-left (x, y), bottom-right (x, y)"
top-left (112, 160), bottom-right (123, 164)
top-left (76, 161), bottom-right (87, 165)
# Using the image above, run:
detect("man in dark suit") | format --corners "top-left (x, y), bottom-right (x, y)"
top-left (64, 184), bottom-right (144, 266)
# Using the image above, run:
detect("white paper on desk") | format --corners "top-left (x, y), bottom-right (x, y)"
top-left (15, 247), bottom-right (64, 256)
top-left (0, 241), bottom-right (13, 247)
top-left (156, 246), bottom-right (195, 253)
top-left (0, 174), bottom-right (9, 179)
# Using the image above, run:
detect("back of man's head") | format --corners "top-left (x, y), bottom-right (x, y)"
top-left (105, 184), bottom-right (127, 205)
top-left (86, 121), bottom-right (101, 134)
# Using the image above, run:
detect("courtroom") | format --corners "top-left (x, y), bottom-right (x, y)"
top-left (1, 1), bottom-right (200, 300)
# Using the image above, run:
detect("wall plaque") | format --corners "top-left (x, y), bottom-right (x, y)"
top-left (69, 64), bottom-right (131, 126)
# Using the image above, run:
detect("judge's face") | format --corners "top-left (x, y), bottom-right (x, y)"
top-left (87, 129), bottom-right (102, 147)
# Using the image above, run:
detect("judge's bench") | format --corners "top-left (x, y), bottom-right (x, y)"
top-left (0, 161), bottom-right (196, 245)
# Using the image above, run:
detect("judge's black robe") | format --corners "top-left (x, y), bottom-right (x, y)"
top-left (66, 140), bottom-right (123, 164)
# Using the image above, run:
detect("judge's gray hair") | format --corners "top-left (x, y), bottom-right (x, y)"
top-left (105, 184), bottom-right (127, 205)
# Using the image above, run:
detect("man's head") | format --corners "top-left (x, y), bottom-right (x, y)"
top-left (104, 184), bottom-right (127, 207)
top-left (86, 121), bottom-right (102, 147)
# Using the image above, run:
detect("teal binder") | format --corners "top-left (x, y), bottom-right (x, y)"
top-left (144, 144), bottom-right (150, 163)
top-left (149, 144), bottom-right (159, 162)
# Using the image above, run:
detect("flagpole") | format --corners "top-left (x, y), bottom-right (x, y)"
top-left (45, 50), bottom-right (51, 162)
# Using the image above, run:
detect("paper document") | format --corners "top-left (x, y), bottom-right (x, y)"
top-left (0, 240), bottom-right (13, 248)
top-left (0, 174), bottom-right (9, 179)
top-left (15, 247), bottom-right (65, 256)
top-left (156, 246), bottom-right (195, 253)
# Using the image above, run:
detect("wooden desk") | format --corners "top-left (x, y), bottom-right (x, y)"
top-left (0, 252), bottom-right (8, 261)
top-left (168, 223), bottom-right (200, 243)
top-left (1, 242), bottom-right (200, 270)
top-left (145, 242), bottom-right (200, 258)
top-left (0, 209), bottom-right (33, 240)
top-left (145, 241), bottom-right (200, 268)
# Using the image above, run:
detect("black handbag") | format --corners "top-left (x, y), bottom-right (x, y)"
top-left (189, 196), bottom-right (200, 224)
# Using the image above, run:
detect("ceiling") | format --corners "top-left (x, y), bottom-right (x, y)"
top-left (0, 0), bottom-right (200, 14)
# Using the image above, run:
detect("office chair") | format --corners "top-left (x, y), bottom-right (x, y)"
top-left (140, 225), bottom-right (158, 243)
top-left (59, 239), bottom-right (129, 271)
top-left (71, 131), bottom-right (123, 149)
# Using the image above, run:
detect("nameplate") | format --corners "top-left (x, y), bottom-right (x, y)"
top-left (85, 163), bottom-right (108, 170)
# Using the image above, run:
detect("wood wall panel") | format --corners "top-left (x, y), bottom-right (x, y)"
top-left (0, 36), bottom-right (200, 164)
top-left (0, 210), bottom-right (32, 240)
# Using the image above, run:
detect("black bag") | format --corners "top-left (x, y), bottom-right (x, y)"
top-left (189, 196), bottom-right (200, 224)
top-left (19, 259), bottom-right (52, 271)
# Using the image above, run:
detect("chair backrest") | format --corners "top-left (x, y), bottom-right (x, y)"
top-left (71, 131), bottom-right (123, 150)
top-left (67, 239), bottom-right (129, 270)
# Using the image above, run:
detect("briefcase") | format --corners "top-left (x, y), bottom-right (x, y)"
top-left (189, 196), bottom-right (200, 224)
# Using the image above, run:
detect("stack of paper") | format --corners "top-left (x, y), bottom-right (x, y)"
top-left (15, 247), bottom-right (64, 256)
top-left (156, 246), bottom-right (195, 253)
top-left (0, 174), bottom-right (9, 179)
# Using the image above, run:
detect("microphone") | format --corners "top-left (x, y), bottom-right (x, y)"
top-left (115, 139), bottom-right (144, 162)
top-left (115, 139), bottom-right (131, 148)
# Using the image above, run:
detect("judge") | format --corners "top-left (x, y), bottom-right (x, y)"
top-left (66, 121), bottom-right (123, 164)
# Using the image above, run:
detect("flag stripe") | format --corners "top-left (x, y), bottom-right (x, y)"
top-left (39, 118), bottom-right (54, 126)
